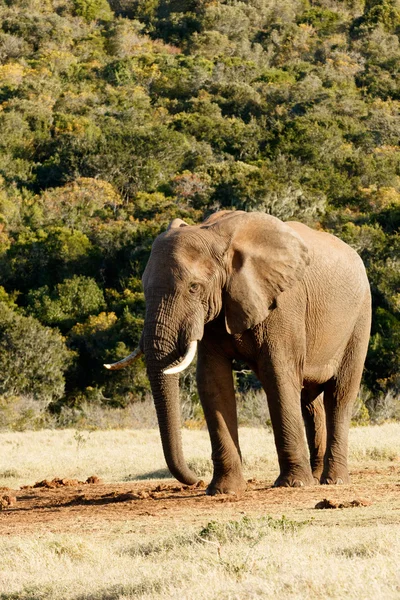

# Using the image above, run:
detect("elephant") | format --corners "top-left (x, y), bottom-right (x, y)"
top-left (105, 210), bottom-right (371, 495)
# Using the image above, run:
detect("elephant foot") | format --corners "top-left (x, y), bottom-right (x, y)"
top-left (274, 467), bottom-right (315, 488)
top-left (321, 464), bottom-right (350, 485)
top-left (311, 466), bottom-right (324, 485)
top-left (206, 473), bottom-right (247, 497)
top-left (321, 473), bottom-right (350, 485)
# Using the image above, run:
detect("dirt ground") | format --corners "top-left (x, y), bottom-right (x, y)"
top-left (1, 464), bottom-right (399, 535)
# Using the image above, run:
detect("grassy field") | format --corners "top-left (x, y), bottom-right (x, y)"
top-left (1, 424), bottom-right (400, 599)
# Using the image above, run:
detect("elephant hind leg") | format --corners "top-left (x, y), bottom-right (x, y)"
top-left (322, 307), bottom-right (371, 485)
top-left (322, 378), bottom-right (353, 485)
top-left (260, 374), bottom-right (315, 488)
top-left (301, 386), bottom-right (326, 483)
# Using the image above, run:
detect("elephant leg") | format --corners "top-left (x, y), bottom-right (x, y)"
top-left (322, 310), bottom-right (371, 485)
top-left (301, 387), bottom-right (326, 483)
top-left (197, 343), bottom-right (246, 496)
top-left (322, 378), bottom-right (353, 485)
top-left (260, 369), bottom-right (315, 488)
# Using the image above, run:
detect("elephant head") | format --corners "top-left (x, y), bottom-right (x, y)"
top-left (105, 211), bottom-right (309, 485)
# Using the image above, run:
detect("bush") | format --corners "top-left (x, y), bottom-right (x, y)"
top-left (0, 0), bottom-right (398, 412)
top-left (0, 395), bottom-right (56, 431)
top-left (366, 307), bottom-right (400, 395)
top-left (73, 0), bottom-right (113, 22)
top-left (27, 275), bottom-right (106, 330)
top-left (358, 0), bottom-right (400, 33)
top-left (297, 8), bottom-right (342, 36)
top-left (3, 227), bottom-right (97, 292)
top-left (0, 302), bottom-right (74, 401)
top-left (38, 178), bottom-right (123, 229)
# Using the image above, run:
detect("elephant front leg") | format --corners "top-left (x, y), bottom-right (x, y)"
top-left (261, 369), bottom-right (315, 488)
top-left (197, 344), bottom-right (247, 497)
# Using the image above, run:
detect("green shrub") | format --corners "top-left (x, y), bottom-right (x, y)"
top-left (366, 308), bottom-right (400, 395)
top-left (0, 0), bottom-right (398, 410)
top-left (73, 0), bottom-right (113, 22)
top-left (0, 302), bottom-right (74, 401)
top-left (297, 8), bottom-right (342, 35)
top-left (27, 275), bottom-right (106, 330)
top-left (199, 515), bottom-right (310, 544)
top-left (360, 0), bottom-right (400, 32)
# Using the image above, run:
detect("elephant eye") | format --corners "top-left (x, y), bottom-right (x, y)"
top-left (189, 282), bottom-right (200, 293)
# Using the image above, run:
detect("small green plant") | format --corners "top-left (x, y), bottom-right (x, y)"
top-left (199, 515), bottom-right (310, 544)
top-left (73, 430), bottom-right (90, 453)
top-left (197, 516), bottom-right (311, 582)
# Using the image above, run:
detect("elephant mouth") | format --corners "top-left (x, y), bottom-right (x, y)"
top-left (163, 340), bottom-right (198, 374)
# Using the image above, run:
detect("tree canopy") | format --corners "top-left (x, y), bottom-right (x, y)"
top-left (0, 0), bottom-right (399, 416)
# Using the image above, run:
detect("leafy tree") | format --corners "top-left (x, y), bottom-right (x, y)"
top-left (366, 308), bottom-right (400, 396)
top-left (3, 227), bottom-right (97, 292)
top-left (66, 309), bottom-right (149, 404)
top-left (0, 302), bottom-right (74, 401)
top-left (27, 275), bottom-right (106, 330)
top-left (73, 0), bottom-right (114, 22)
top-left (38, 178), bottom-right (123, 229)
top-left (297, 7), bottom-right (343, 36)
top-left (0, 0), bottom-right (399, 411)
top-left (356, 0), bottom-right (400, 33)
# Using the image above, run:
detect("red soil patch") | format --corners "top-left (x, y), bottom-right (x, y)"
top-left (23, 475), bottom-right (103, 489)
top-left (1, 466), bottom-right (399, 534)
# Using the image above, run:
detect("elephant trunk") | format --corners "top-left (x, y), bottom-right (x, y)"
top-left (146, 356), bottom-right (198, 485)
top-left (143, 293), bottom-right (202, 485)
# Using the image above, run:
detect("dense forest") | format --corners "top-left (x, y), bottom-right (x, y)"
top-left (0, 0), bottom-right (399, 423)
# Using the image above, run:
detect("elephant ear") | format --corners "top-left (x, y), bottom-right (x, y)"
top-left (211, 212), bottom-right (310, 334)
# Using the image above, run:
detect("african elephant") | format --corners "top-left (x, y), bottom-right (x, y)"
top-left (105, 210), bottom-right (371, 495)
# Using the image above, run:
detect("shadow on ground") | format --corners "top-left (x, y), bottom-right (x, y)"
top-left (127, 469), bottom-right (171, 481)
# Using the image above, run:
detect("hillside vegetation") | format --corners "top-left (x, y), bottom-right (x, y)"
top-left (0, 0), bottom-right (399, 423)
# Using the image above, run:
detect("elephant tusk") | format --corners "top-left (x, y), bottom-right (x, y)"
top-left (163, 341), bottom-right (198, 375)
top-left (104, 346), bottom-right (143, 370)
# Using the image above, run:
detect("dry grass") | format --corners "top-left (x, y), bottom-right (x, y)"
top-left (1, 424), bottom-right (400, 599)
top-left (1, 518), bottom-right (399, 599)
top-left (1, 423), bottom-right (399, 490)
top-left (0, 427), bottom-right (276, 489)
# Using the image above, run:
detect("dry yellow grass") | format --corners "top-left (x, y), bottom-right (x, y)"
top-left (1, 423), bottom-right (399, 489)
top-left (0, 424), bottom-right (400, 599)
top-left (1, 521), bottom-right (399, 599)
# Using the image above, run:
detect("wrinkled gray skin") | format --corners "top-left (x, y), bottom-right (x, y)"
top-left (140, 211), bottom-right (371, 494)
